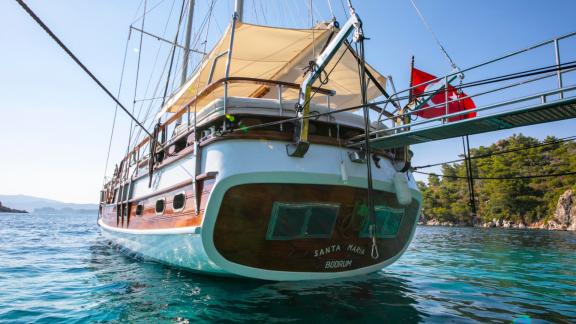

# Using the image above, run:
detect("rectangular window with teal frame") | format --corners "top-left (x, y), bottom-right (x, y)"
top-left (266, 202), bottom-right (340, 240)
top-left (360, 206), bottom-right (405, 238)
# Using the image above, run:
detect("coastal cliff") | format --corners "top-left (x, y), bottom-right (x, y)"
top-left (417, 134), bottom-right (576, 230)
top-left (546, 189), bottom-right (576, 230)
top-left (0, 201), bottom-right (27, 214)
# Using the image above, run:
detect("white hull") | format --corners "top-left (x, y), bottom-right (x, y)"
top-left (100, 139), bottom-right (422, 281)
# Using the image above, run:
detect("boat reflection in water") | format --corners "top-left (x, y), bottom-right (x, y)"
top-left (88, 237), bottom-right (423, 322)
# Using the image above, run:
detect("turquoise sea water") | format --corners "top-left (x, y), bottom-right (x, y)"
top-left (0, 213), bottom-right (574, 323)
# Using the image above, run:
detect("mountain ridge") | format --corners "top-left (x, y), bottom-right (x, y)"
top-left (0, 194), bottom-right (98, 213)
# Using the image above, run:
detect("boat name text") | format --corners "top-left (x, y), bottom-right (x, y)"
top-left (313, 244), bottom-right (365, 257)
top-left (325, 260), bottom-right (353, 269)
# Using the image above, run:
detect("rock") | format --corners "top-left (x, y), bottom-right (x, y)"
top-left (418, 213), bottom-right (427, 225)
top-left (483, 221), bottom-right (496, 228)
top-left (426, 219), bottom-right (440, 226)
top-left (0, 201), bottom-right (28, 213)
top-left (552, 189), bottom-right (576, 231)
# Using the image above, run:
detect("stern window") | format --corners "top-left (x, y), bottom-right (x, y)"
top-left (360, 206), bottom-right (404, 238)
top-left (266, 202), bottom-right (339, 240)
top-left (135, 203), bottom-right (144, 216)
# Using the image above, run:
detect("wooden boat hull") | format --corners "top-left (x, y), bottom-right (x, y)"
top-left (99, 140), bottom-right (422, 280)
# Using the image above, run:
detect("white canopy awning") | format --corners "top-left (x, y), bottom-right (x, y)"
top-left (157, 21), bottom-right (387, 117)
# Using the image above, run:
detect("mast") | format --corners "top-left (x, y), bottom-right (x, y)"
top-left (180, 0), bottom-right (196, 86)
top-left (235, 0), bottom-right (244, 22)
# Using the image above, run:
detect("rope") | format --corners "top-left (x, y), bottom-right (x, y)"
top-left (14, 0), bottom-right (155, 140)
top-left (103, 30), bottom-right (131, 184)
top-left (327, 0), bottom-right (335, 18)
top-left (160, 0), bottom-right (187, 109)
top-left (131, 0), bottom-right (168, 25)
top-left (356, 25), bottom-right (379, 260)
top-left (413, 135), bottom-right (576, 170)
top-left (414, 170), bottom-right (576, 180)
top-left (309, 0), bottom-right (316, 58)
top-left (127, 0), bottom-right (148, 155)
top-left (409, 0), bottom-right (458, 70)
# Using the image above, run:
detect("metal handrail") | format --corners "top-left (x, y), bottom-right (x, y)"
top-left (364, 85), bottom-right (576, 138)
top-left (388, 31), bottom-right (576, 100)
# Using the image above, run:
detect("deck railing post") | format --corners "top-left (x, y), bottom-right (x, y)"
top-left (444, 76), bottom-right (449, 124)
top-left (277, 84), bottom-right (283, 131)
top-left (554, 38), bottom-right (564, 99)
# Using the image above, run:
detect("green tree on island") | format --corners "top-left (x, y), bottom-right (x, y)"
top-left (417, 134), bottom-right (576, 225)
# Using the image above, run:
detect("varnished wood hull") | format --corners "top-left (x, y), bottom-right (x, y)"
top-left (99, 140), bottom-right (422, 280)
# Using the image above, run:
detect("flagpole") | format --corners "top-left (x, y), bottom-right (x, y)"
top-left (397, 56), bottom-right (415, 172)
top-left (407, 55), bottom-right (415, 126)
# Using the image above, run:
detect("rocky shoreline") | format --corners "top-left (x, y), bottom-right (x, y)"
top-left (0, 201), bottom-right (28, 214)
top-left (419, 188), bottom-right (576, 231)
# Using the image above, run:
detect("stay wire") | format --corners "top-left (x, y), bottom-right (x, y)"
top-left (414, 170), bottom-right (576, 180)
top-left (409, 0), bottom-right (458, 70)
top-left (14, 0), bottom-right (156, 140)
top-left (103, 30), bottom-right (131, 184)
top-left (127, 0), bottom-right (148, 155)
top-left (160, 0), bottom-right (187, 109)
top-left (413, 135), bottom-right (576, 170)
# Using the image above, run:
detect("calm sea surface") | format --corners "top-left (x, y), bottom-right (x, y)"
top-left (0, 213), bottom-right (574, 323)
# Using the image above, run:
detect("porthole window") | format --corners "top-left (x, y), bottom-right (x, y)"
top-left (360, 206), bottom-right (404, 238)
top-left (155, 198), bottom-right (165, 215)
top-left (135, 203), bottom-right (144, 216)
top-left (173, 192), bottom-right (186, 212)
top-left (266, 202), bottom-right (339, 240)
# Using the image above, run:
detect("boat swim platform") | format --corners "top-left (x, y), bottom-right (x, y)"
top-left (350, 88), bottom-right (576, 150)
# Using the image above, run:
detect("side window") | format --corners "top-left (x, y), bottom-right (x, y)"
top-left (266, 202), bottom-right (339, 240)
top-left (135, 203), bottom-right (144, 216)
top-left (155, 198), bottom-right (165, 215)
top-left (360, 206), bottom-right (404, 238)
top-left (173, 192), bottom-right (186, 212)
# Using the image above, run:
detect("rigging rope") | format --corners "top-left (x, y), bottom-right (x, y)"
top-left (103, 31), bottom-right (131, 185)
top-left (414, 170), bottom-right (576, 180)
top-left (327, 0), bottom-right (335, 18)
top-left (413, 135), bottom-right (576, 170)
top-left (132, 0), bottom-right (169, 25)
top-left (127, 0), bottom-right (148, 155)
top-left (409, 0), bottom-right (458, 70)
top-left (160, 0), bottom-right (187, 109)
top-left (14, 0), bottom-right (156, 140)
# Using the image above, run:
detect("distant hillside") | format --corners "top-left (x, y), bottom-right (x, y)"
top-left (0, 194), bottom-right (98, 213)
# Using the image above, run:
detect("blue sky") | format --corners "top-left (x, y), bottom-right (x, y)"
top-left (1, 0), bottom-right (575, 203)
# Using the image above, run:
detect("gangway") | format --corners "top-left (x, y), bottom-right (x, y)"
top-left (349, 31), bottom-right (576, 150)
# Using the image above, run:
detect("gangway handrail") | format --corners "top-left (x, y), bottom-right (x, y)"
top-left (384, 31), bottom-right (576, 105)
top-left (351, 84), bottom-right (576, 143)
top-left (377, 66), bottom-right (576, 126)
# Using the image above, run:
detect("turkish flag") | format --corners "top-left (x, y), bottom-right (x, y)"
top-left (410, 68), bottom-right (476, 122)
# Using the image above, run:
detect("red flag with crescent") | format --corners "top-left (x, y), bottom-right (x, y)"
top-left (411, 68), bottom-right (476, 121)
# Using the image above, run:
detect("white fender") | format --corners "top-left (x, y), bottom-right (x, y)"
top-left (340, 161), bottom-right (349, 184)
top-left (393, 172), bottom-right (412, 205)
